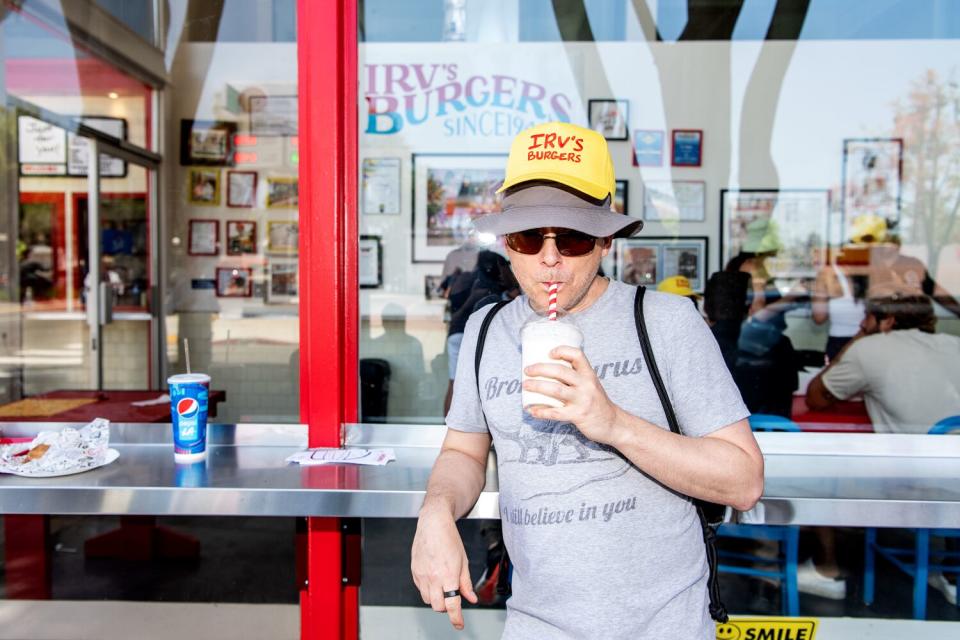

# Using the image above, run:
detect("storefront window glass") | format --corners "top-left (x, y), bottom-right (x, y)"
top-left (162, 0), bottom-right (300, 422)
top-left (357, 0), bottom-right (960, 622)
top-left (0, 0), bottom-right (300, 613)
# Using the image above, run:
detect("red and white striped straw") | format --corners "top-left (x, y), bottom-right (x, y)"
top-left (547, 282), bottom-right (559, 321)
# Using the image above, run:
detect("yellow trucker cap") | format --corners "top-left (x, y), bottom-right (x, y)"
top-left (497, 122), bottom-right (616, 201)
top-left (657, 275), bottom-right (700, 298)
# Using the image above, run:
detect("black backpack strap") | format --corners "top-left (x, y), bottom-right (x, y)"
top-left (474, 300), bottom-right (511, 407)
top-left (633, 286), bottom-right (682, 436)
top-left (633, 286), bottom-right (729, 623)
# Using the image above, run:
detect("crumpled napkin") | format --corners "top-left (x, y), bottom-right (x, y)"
top-left (0, 418), bottom-right (111, 475)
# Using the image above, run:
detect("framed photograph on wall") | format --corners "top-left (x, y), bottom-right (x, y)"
top-left (226, 170), bottom-right (257, 208)
top-left (226, 220), bottom-right (257, 255)
top-left (424, 275), bottom-right (445, 301)
top-left (362, 157), bottom-right (401, 215)
top-left (412, 154), bottom-right (505, 263)
top-left (842, 137), bottom-right (902, 228)
top-left (249, 95), bottom-right (298, 136)
top-left (633, 129), bottom-right (664, 166)
top-left (643, 181), bottom-right (706, 222)
top-left (359, 235), bottom-right (382, 288)
top-left (614, 180), bottom-right (629, 214)
top-left (671, 129), bottom-right (703, 167)
top-left (180, 119), bottom-right (236, 166)
top-left (267, 261), bottom-right (298, 303)
top-left (187, 168), bottom-right (221, 206)
top-left (721, 189), bottom-right (829, 281)
top-left (188, 219), bottom-right (219, 256)
top-left (615, 240), bottom-right (659, 286)
top-left (616, 237), bottom-right (708, 292)
top-left (215, 267), bottom-right (252, 298)
top-left (588, 99), bottom-right (629, 141)
top-left (266, 176), bottom-right (299, 208)
top-left (266, 220), bottom-right (299, 254)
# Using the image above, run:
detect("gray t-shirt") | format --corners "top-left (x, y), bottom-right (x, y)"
top-left (447, 279), bottom-right (749, 640)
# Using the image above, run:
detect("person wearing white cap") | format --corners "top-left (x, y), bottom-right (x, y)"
top-left (411, 122), bottom-right (763, 639)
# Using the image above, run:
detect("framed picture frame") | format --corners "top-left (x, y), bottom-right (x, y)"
top-left (721, 189), bottom-right (829, 281)
top-left (588, 99), bottom-right (629, 141)
top-left (267, 261), bottom-right (298, 304)
top-left (68, 116), bottom-right (128, 178)
top-left (614, 180), bottom-right (629, 214)
top-left (359, 235), bottom-right (383, 288)
top-left (180, 119), bottom-right (237, 166)
top-left (643, 180), bottom-right (706, 222)
top-left (362, 157), bottom-right (401, 215)
top-left (633, 129), bottom-right (664, 166)
top-left (615, 237), bottom-right (708, 292)
top-left (226, 170), bottom-right (258, 208)
top-left (215, 267), bottom-right (252, 298)
top-left (412, 154), bottom-right (505, 263)
top-left (266, 176), bottom-right (299, 208)
top-left (266, 220), bottom-right (299, 255)
top-left (188, 219), bottom-right (219, 256)
top-left (841, 137), bottom-right (903, 230)
top-left (248, 95), bottom-right (298, 136)
top-left (225, 220), bottom-right (258, 255)
top-left (615, 240), bottom-right (659, 287)
top-left (424, 275), bottom-right (445, 301)
top-left (187, 168), bottom-right (221, 206)
top-left (671, 129), bottom-right (703, 167)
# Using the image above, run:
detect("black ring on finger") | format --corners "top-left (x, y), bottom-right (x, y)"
top-left (443, 589), bottom-right (461, 598)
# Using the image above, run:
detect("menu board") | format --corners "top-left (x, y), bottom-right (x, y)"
top-left (18, 115), bottom-right (67, 175)
top-left (67, 117), bottom-right (128, 177)
top-left (18, 114), bottom-right (127, 177)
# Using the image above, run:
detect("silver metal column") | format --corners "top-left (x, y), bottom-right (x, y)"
top-left (85, 138), bottom-right (102, 389)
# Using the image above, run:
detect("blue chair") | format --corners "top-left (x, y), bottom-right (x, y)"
top-left (717, 414), bottom-right (801, 616)
top-left (863, 415), bottom-right (960, 619)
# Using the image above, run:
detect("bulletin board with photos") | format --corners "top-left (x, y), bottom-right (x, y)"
top-left (179, 92), bottom-right (300, 308)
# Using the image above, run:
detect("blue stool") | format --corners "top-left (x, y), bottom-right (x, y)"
top-left (717, 414), bottom-right (801, 616)
top-left (863, 415), bottom-right (960, 619)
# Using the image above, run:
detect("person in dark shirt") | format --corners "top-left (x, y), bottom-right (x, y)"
top-left (443, 251), bottom-right (517, 414)
top-left (704, 271), bottom-right (799, 418)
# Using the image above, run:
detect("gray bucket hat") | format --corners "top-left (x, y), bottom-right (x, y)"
top-left (473, 181), bottom-right (644, 238)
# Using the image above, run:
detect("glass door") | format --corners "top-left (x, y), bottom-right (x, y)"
top-left (9, 125), bottom-right (158, 402)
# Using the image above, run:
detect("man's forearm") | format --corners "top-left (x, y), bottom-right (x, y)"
top-left (421, 449), bottom-right (488, 519)
top-left (608, 409), bottom-right (762, 511)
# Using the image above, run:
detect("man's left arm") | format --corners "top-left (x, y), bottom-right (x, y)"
top-left (923, 271), bottom-right (960, 319)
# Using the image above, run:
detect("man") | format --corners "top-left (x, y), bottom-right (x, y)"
top-left (411, 122), bottom-right (763, 639)
top-left (806, 289), bottom-right (960, 604)
top-left (807, 288), bottom-right (960, 433)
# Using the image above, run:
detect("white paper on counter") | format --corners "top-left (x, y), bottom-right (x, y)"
top-left (131, 394), bottom-right (170, 407)
top-left (285, 447), bottom-right (396, 466)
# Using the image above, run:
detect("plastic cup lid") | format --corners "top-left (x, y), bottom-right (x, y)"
top-left (167, 373), bottom-right (211, 384)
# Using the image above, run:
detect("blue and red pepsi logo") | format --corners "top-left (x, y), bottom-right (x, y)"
top-left (176, 398), bottom-right (200, 419)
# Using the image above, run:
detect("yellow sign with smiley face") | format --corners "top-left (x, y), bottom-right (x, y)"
top-left (716, 617), bottom-right (818, 640)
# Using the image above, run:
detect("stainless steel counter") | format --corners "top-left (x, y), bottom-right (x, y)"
top-left (0, 422), bottom-right (958, 527)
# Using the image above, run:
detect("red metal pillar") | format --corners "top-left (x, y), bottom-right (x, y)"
top-left (297, 0), bottom-right (359, 638)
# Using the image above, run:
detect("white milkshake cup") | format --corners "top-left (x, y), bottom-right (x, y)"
top-left (521, 317), bottom-right (583, 409)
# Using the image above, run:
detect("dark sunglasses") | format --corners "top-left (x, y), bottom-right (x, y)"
top-left (505, 228), bottom-right (599, 257)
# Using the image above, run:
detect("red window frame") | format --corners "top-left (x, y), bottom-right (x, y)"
top-left (297, 1), bottom-right (359, 638)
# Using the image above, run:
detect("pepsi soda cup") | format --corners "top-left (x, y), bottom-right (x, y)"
top-left (167, 373), bottom-right (210, 462)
